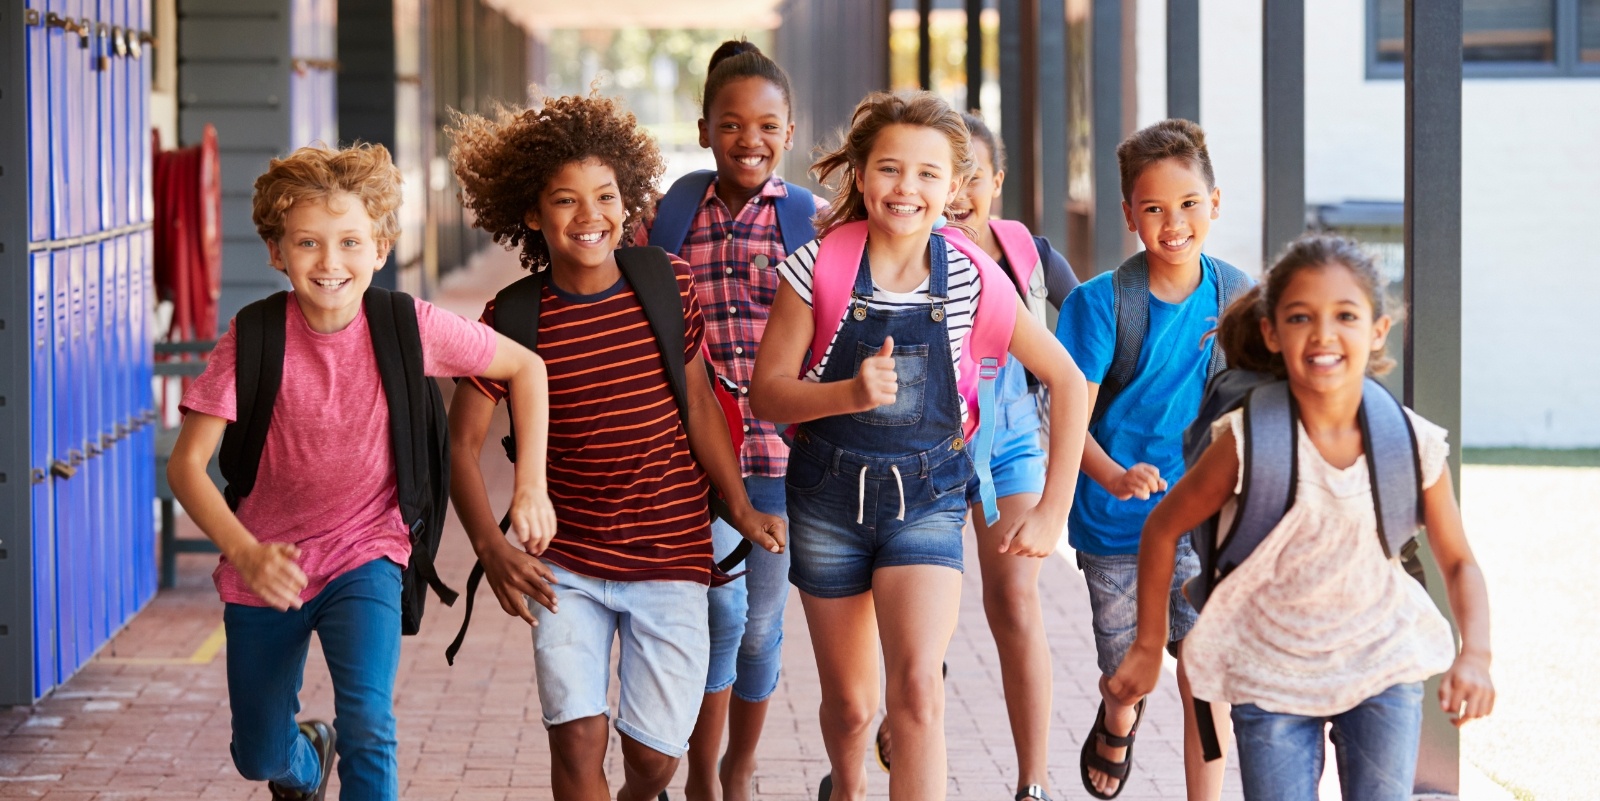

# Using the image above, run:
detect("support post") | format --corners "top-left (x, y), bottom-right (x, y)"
top-left (1090, 0), bottom-right (1125, 275)
top-left (918, 0), bottom-right (933, 90)
top-left (1037, 0), bottom-right (1067, 247)
top-left (1404, 0), bottom-right (1463, 792)
top-left (966, 0), bottom-right (984, 112)
top-left (998, 0), bottom-right (1038, 227)
top-left (1166, 0), bottom-right (1199, 122)
top-left (1261, 0), bottom-right (1305, 265)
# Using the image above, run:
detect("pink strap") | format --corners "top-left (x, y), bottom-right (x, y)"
top-left (803, 221), bottom-right (871, 378)
top-left (988, 218), bottom-right (1039, 291)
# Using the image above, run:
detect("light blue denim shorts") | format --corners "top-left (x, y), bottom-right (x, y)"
top-left (1076, 536), bottom-right (1200, 676)
top-left (530, 562), bottom-right (710, 757)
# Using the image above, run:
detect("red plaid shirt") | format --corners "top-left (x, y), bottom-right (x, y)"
top-left (639, 176), bottom-right (827, 478)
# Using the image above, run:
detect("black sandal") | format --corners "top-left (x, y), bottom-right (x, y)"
top-left (1015, 784), bottom-right (1053, 801)
top-left (817, 773), bottom-right (833, 801)
top-left (1078, 698), bottom-right (1146, 800)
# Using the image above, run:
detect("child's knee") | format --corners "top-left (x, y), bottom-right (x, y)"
top-left (886, 667), bottom-right (944, 727)
top-left (621, 736), bottom-right (679, 782)
top-left (821, 692), bottom-right (879, 734)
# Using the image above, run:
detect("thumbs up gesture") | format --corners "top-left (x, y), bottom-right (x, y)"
top-left (855, 336), bottom-right (899, 411)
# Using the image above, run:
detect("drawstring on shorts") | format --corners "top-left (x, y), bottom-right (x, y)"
top-left (855, 464), bottom-right (908, 524)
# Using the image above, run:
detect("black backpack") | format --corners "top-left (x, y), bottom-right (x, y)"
top-left (1091, 252), bottom-right (1253, 425)
top-left (1181, 371), bottom-right (1425, 762)
top-left (220, 288), bottom-right (457, 636)
top-left (444, 246), bottom-right (748, 664)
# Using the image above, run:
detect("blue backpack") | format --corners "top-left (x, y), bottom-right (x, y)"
top-left (647, 169), bottom-right (818, 257)
top-left (1182, 371), bottom-right (1425, 761)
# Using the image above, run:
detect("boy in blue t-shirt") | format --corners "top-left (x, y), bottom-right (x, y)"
top-left (1054, 119), bottom-right (1234, 801)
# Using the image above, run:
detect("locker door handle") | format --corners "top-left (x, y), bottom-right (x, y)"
top-left (51, 459), bottom-right (77, 480)
top-left (68, 448), bottom-right (85, 467)
top-left (112, 26), bottom-right (128, 58)
top-left (32, 468), bottom-right (48, 485)
top-left (24, 8), bottom-right (41, 27)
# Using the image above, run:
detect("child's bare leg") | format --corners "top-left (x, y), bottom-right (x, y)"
top-left (618, 734), bottom-right (681, 801)
top-left (549, 715), bottom-right (611, 801)
top-left (875, 565), bottom-right (962, 801)
top-left (684, 689), bottom-right (731, 801)
top-left (720, 696), bottom-right (770, 801)
top-left (799, 590), bottom-right (881, 801)
top-left (1091, 676), bottom-right (1141, 796)
top-left (974, 492), bottom-right (1052, 793)
top-left (1178, 649), bottom-right (1228, 801)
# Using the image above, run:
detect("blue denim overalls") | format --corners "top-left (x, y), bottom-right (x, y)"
top-left (785, 236), bottom-right (975, 599)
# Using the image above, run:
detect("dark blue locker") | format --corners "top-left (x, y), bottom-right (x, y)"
top-left (67, 246), bottom-right (94, 671)
top-left (83, 247), bottom-right (109, 648)
top-left (108, 0), bottom-right (128, 228)
top-left (26, 7), bottom-right (52, 242)
top-left (97, 241), bottom-right (123, 633)
top-left (31, 254), bottom-right (58, 697)
top-left (49, 249), bottom-right (77, 680)
top-left (133, 230), bottom-right (156, 603)
top-left (60, 0), bottom-right (87, 237)
top-left (46, 0), bottom-right (72, 238)
top-left (135, 0), bottom-right (152, 224)
top-left (95, 0), bottom-right (115, 232)
top-left (113, 235), bottom-right (135, 616)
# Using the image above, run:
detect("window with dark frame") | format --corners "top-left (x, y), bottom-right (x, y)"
top-left (1368, 0), bottom-right (1600, 77)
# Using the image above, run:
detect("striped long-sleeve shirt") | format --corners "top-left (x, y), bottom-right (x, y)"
top-left (467, 258), bottom-right (714, 584)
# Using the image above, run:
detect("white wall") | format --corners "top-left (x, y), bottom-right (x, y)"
top-left (1158, 0), bottom-right (1600, 447)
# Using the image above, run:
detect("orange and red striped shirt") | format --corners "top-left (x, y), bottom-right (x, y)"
top-left (468, 259), bottom-right (713, 584)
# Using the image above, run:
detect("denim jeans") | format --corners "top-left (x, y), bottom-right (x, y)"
top-left (706, 475), bottom-right (791, 701)
top-left (224, 557), bottom-right (402, 800)
top-left (1231, 682), bottom-right (1424, 801)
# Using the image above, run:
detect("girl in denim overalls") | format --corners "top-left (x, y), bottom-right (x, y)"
top-left (751, 90), bottom-right (1089, 801)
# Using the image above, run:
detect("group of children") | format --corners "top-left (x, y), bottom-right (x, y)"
top-left (167, 38), bottom-right (1494, 801)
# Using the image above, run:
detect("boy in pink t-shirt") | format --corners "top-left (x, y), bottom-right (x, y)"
top-left (167, 143), bottom-right (554, 801)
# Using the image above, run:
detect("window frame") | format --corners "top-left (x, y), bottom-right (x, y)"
top-left (1365, 0), bottom-right (1600, 79)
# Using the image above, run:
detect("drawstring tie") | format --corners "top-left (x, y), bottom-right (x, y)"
top-left (855, 464), bottom-right (908, 524)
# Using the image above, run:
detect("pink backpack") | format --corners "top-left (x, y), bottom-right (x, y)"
top-left (800, 220), bottom-right (1018, 524)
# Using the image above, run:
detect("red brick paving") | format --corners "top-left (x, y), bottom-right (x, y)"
top-left (0, 259), bottom-right (1240, 800)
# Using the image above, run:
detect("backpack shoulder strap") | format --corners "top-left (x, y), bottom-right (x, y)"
top-left (364, 288), bottom-right (424, 533)
top-left (774, 181), bottom-right (819, 256)
top-left (1358, 378), bottom-right (1424, 558)
top-left (491, 272), bottom-right (545, 348)
top-left (1093, 252), bottom-right (1151, 425)
top-left (1212, 381), bottom-right (1298, 581)
top-left (647, 170), bottom-right (718, 257)
top-left (219, 291), bottom-right (289, 506)
top-left (803, 220), bottom-right (871, 378)
top-left (941, 227), bottom-right (1018, 527)
top-left (988, 219), bottom-right (1040, 295)
top-left (616, 247), bottom-right (692, 431)
top-left (1204, 255), bottom-right (1255, 379)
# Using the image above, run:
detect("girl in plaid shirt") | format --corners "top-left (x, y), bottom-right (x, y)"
top-left (639, 40), bottom-right (826, 801)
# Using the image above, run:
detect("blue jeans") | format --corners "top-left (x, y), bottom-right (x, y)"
top-left (224, 558), bottom-right (402, 800)
top-left (1231, 682), bottom-right (1424, 801)
top-left (706, 475), bottom-right (791, 701)
top-left (1077, 537), bottom-right (1200, 675)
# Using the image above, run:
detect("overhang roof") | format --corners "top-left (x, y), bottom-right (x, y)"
top-left (487, 0), bottom-right (782, 31)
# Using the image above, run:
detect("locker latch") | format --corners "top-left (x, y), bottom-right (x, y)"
top-left (45, 12), bottom-right (88, 44)
top-left (67, 448), bottom-right (84, 467)
top-left (50, 459), bottom-right (76, 480)
top-left (94, 23), bottom-right (110, 71)
top-left (24, 8), bottom-right (40, 27)
top-left (112, 26), bottom-right (128, 58)
top-left (31, 468), bottom-right (47, 485)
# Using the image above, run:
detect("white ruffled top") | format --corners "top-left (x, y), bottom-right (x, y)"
top-left (1181, 407), bottom-right (1458, 717)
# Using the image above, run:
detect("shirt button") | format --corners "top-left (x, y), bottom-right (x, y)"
top-left (725, 267), bottom-right (734, 275)
top-left (739, 386), bottom-right (749, 395)
top-left (725, 233), bottom-right (734, 241)
top-left (728, 306), bottom-right (737, 315)
top-left (734, 346), bottom-right (744, 355)
top-left (742, 424), bottom-right (751, 433)
top-left (751, 254), bottom-right (769, 269)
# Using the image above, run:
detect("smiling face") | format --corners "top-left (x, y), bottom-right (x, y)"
top-left (1262, 262), bottom-right (1392, 395)
top-left (266, 192), bottom-right (389, 333)
top-left (947, 137), bottom-right (1003, 230)
top-left (700, 76), bottom-right (794, 197)
top-left (1122, 157), bottom-right (1220, 272)
top-left (524, 158), bottom-right (626, 274)
top-left (855, 123), bottom-right (963, 241)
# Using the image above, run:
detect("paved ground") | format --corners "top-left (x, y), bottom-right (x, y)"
top-left (0, 252), bottom-right (1546, 800)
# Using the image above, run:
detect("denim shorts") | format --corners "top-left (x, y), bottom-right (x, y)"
top-left (1076, 536), bottom-right (1200, 676)
top-left (1232, 682), bottom-right (1423, 801)
top-left (530, 562), bottom-right (710, 757)
top-left (966, 391), bottom-right (1047, 506)
top-left (786, 435), bottom-right (971, 598)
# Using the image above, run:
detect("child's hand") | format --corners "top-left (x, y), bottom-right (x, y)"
top-left (233, 542), bottom-right (308, 611)
top-left (996, 502), bottom-right (1067, 558)
top-left (733, 508), bottom-right (787, 554)
top-left (481, 541), bottom-right (558, 625)
top-left (1438, 651), bottom-right (1495, 726)
top-left (1109, 463), bottom-right (1167, 501)
top-left (1106, 644), bottom-right (1164, 705)
top-left (508, 486), bottom-right (558, 556)
top-left (854, 337), bottom-right (899, 412)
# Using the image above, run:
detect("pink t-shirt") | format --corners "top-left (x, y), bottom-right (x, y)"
top-left (181, 294), bottom-right (497, 606)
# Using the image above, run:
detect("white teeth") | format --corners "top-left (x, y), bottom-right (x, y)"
top-left (1309, 354), bottom-right (1342, 366)
top-left (1163, 236), bottom-right (1191, 248)
top-left (313, 278), bottom-right (347, 288)
top-left (573, 232), bottom-right (605, 243)
top-left (736, 156), bottom-right (763, 166)
top-left (888, 203), bottom-right (919, 214)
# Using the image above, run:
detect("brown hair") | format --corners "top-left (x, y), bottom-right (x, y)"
top-left (810, 90), bottom-right (974, 236)
top-left (1217, 233), bottom-right (1399, 378)
top-left (961, 111), bottom-right (1006, 174)
top-left (702, 39), bottom-right (793, 121)
top-left (251, 142), bottom-right (403, 245)
top-left (1115, 118), bottom-right (1214, 204)
top-left (448, 92), bottom-right (665, 272)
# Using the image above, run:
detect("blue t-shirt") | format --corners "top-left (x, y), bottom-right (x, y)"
top-left (1054, 260), bottom-right (1221, 555)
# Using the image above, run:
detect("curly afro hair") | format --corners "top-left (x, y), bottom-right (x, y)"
top-left (448, 92), bottom-right (665, 272)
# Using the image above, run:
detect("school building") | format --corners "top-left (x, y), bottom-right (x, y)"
top-left (0, 0), bottom-right (1587, 798)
